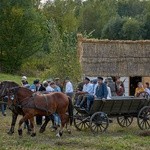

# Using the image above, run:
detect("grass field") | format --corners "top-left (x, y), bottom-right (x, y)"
top-left (0, 73), bottom-right (150, 150)
top-left (0, 73), bottom-right (37, 85)
top-left (0, 110), bottom-right (150, 150)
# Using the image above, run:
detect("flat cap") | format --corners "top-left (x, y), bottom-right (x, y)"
top-left (85, 77), bottom-right (90, 81)
top-left (97, 77), bottom-right (103, 80)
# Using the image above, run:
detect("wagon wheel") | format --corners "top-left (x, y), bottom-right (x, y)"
top-left (90, 112), bottom-right (109, 133)
top-left (137, 106), bottom-right (150, 130)
top-left (117, 116), bottom-right (133, 127)
top-left (74, 112), bottom-right (90, 131)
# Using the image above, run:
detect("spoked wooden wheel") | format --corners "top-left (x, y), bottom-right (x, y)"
top-left (90, 112), bottom-right (109, 133)
top-left (74, 112), bottom-right (90, 131)
top-left (137, 106), bottom-right (150, 130)
top-left (117, 116), bottom-right (133, 127)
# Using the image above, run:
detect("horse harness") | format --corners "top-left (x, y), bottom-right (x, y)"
top-left (8, 87), bottom-right (51, 115)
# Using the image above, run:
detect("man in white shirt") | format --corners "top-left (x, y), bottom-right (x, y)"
top-left (43, 81), bottom-right (54, 92)
top-left (65, 77), bottom-right (74, 99)
top-left (75, 77), bottom-right (93, 106)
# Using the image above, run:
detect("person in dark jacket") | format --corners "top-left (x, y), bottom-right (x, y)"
top-left (85, 76), bottom-right (108, 111)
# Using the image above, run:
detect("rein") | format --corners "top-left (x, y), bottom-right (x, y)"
top-left (0, 83), bottom-right (7, 98)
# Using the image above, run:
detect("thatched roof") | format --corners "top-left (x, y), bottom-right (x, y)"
top-left (77, 34), bottom-right (150, 77)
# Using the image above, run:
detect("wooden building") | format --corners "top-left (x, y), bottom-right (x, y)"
top-left (77, 34), bottom-right (150, 96)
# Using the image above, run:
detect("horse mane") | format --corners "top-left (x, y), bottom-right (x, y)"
top-left (3, 80), bottom-right (20, 86)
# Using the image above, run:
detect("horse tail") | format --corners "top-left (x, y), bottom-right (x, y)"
top-left (68, 97), bottom-right (73, 126)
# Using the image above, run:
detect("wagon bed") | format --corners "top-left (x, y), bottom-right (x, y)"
top-left (74, 96), bottom-right (150, 133)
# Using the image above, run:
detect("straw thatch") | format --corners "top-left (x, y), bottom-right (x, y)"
top-left (77, 34), bottom-right (150, 76)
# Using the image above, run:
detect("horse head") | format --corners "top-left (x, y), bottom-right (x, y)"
top-left (7, 86), bottom-right (34, 110)
top-left (0, 81), bottom-right (19, 98)
top-left (7, 87), bottom-right (20, 111)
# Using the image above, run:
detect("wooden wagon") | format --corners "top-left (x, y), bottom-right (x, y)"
top-left (74, 96), bottom-right (150, 133)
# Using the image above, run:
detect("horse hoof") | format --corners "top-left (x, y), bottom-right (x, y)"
top-left (18, 129), bottom-right (22, 136)
top-left (56, 133), bottom-right (61, 138)
top-left (39, 128), bottom-right (45, 133)
top-left (67, 130), bottom-right (71, 134)
top-left (7, 131), bottom-right (14, 135)
top-left (31, 133), bottom-right (36, 137)
top-left (56, 131), bottom-right (63, 137)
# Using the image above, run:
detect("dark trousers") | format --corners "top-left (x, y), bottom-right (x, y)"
top-left (36, 115), bottom-right (42, 125)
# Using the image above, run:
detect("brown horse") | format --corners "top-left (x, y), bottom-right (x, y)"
top-left (7, 86), bottom-right (73, 137)
top-left (0, 81), bottom-right (31, 134)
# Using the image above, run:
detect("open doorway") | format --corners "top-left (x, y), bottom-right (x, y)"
top-left (130, 76), bottom-right (142, 96)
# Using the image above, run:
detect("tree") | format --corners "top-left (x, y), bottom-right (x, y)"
top-left (122, 18), bottom-right (144, 40)
top-left (117, 0), bottom-right (145, 17)
top-left (0, 0), bottom-right (45, 73)
top-left (101, 16), bottom-right (125, 40)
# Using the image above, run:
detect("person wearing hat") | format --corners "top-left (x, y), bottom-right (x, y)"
top-left (84, 76), bottom-right (108, 111)
top-left (29, 79), bottom-right (40, 92)
top-left (21, 76), bottom-right (30, 88)
top-left (75, 77), bottom-right (93, 106)
top-left (29, 79), bottom-right (44, 125)
top-left (55, 78), bottom-right (63, 92)
top-left (105, 77), bottom-right (116, 96)
top-left (65, 77), bottom-right (74, 99)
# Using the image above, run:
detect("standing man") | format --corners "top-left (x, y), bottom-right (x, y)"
top-left (55, 78), bottom-right (63, 92)
top-left (65, 77), bottom-right (74, 99)
top-left (21, 76), bottom-right (30, 88)
top-left (29, 79), bottom-right (43, 125)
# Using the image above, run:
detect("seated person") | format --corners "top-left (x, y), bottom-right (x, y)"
top-left (75, 77), bottom-right (93, 107)
top-left (85, 76), bottom-right (108, 112)
top-left (134, 82), bottom-right (145, 97)
top-left (74, 80), bottom-right (84, 104)
top-left (144, 82), bottom-right (150, 95)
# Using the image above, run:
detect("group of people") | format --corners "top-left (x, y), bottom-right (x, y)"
top-left (74, 76), bottom-right (125, 112)
top-left (21, 76), bottom-right (74, 129)
top-left (134, 82), bottom-right (150, 97)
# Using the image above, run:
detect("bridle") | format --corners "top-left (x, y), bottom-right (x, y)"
top-left (7, 87), bottom-right (21, 108)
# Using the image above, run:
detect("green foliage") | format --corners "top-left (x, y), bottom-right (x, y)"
top-left (2, 0), bottom-right (150, 81)
top-left (117, 0), bottom-right (146, 17)
top-left (101, 16), bottom-right (125, 40)
top-left (0, 0), bottom-right (44, 73)
top-left (21, 20), bottom-right (81, 82)
top-left (122, 18), bottom-right (144, 40)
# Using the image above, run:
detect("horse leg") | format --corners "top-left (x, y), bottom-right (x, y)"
top-left (29, 117), bottom-right (36, 137)
top-left (39, 116), bottom-right (50, 133)
top-left (56, 114), bottom-right (66, 137)
top-left (18, 114), bottom-right (31, 136)
top-left (25, 119), bottom-right (32, 135)
top-left (65, 114), bottom-right (71, 134)
top-left (7, 113), bottom-right (18, 135)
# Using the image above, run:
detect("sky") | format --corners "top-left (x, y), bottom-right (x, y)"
top-left (41, 0), bottom-right (48, 3)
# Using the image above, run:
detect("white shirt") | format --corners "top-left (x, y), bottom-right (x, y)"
top-left (107, 86), bottom-right (112, 99)
top-left (65, 81), bottom-right (73, 93)
top-left (145, 88), bottom-right (150, 95)
top-left (46, 86), bottom-right (54, 92)
top-left (93, 83), bottom-right (98, 95)
top-left (82, 83), bottom-right (93, 95)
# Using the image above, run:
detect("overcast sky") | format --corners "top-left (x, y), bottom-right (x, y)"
top-left (41, 0), bottom-right (48, 3)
